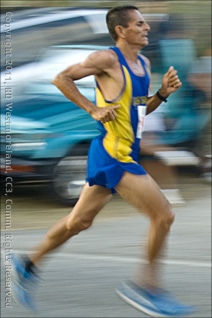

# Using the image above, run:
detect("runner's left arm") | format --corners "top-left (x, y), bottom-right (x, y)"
top-left (146, 66), bottom-right (182, 115)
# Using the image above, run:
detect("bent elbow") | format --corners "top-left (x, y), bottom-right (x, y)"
top-left (52, 74), bottom-right (61, 87)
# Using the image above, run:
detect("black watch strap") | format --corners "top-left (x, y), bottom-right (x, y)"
top-left (156, 90), bottom-right (168, 102)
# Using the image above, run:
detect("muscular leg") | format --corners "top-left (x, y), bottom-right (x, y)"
top-left (30, 183), bottom-right (112, 265)
top-left (115, 172), bottom-right (175, 289)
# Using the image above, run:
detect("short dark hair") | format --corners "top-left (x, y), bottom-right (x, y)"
top-left (106, 5), bottom-right (139, 42)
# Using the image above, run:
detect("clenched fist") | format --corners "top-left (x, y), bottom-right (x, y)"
top-left (160, 66), bottom-right (182, 97)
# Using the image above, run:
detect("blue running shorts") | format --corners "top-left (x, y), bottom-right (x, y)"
top-left (86, 135), bottom-right (147, 193)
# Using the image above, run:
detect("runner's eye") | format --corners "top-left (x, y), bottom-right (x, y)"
top-left (137, 21), bottom-right (144, 27)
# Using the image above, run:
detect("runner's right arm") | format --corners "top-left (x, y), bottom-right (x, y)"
top-left (52, 50), bottom-right (120, 123)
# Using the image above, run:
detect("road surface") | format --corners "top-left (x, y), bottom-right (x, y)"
top-left (1, 173), bottom-right (211, 317)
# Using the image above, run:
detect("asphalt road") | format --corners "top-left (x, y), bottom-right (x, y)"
top-left (1, 173), bottom-right (211, 318)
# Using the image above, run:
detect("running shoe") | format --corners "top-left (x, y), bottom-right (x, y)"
top-left (11, 254), bottom-right (40, 311)
top-left (116, 280), bottom-right (195, 317)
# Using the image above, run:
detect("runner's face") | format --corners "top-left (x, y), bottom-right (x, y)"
top-left (124, 10), bottom-right (150, 48)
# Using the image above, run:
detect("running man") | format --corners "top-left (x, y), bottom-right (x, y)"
top-left (11, 5), bottom-right (194, 317)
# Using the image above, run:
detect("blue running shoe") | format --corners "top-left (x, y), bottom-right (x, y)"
top-left (11, 254), bottom-right (40, 311)
top-left (116, 281), bottom-right (195, 317)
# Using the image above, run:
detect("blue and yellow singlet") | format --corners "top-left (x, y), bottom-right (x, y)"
top-left (86, 47), bottom-right (150, 191)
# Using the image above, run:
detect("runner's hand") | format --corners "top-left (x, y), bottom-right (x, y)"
top-left (161, 66), bottom-right (182, 96)
top-left (91, 105), bottom-right (120, 123)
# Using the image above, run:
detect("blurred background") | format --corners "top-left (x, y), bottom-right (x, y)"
top-left (0, 0), bottom-right (211, 205)
top-left (0, 2), bottom-right (211, 318)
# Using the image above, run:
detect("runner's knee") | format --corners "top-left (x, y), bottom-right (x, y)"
top-left (66, 216), bottom-right (93, 233)
top-left (158, 211), bottom-right (175, 231)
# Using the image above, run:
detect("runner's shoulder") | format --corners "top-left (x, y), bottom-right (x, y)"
top-left (88, 49), bottom-right (118, 70)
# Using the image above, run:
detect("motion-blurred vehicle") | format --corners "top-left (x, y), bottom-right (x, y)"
top-left (0, 11), bottom-right (170, 205)
top-left (2, 12), bottom-right (208, 205)
top-left (0, 8), bottom-right (109, 70)
top-left (0, 7), bottom-right (169, 69)
top-left (1, 45), bottom-right (106, 205)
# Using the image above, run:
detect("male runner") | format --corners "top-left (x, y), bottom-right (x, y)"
top-left (11, 5), bottom-right (194, 317)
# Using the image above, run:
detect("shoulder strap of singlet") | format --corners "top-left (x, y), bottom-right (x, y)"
top-left (110, 46), bottom-right (127, 66)
top-left (138, 55), bottom-right (149, 77)
top-left (110, 46), bottom-right (148, 77)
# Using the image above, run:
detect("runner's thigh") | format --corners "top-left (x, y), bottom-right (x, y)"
top-left (115, 172), bottom-right (172, 219)
top-left (66, 183), bottom-right (112, 226)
